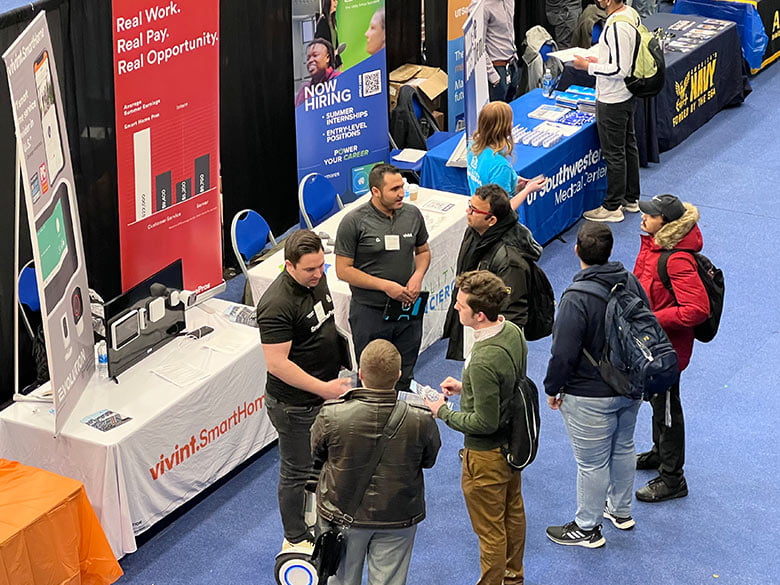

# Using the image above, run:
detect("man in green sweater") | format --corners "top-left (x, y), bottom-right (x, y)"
top-left (425, 270), bottom-right (528, 585)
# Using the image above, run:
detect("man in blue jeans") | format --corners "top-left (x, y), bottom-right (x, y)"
top-left (543, 222), bottom-right (645, 547)
top-left (256, 230), bottom-right (352, 552)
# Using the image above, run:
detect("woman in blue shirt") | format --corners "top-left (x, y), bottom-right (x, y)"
top-left (467, 101), bottom-right (546, 210)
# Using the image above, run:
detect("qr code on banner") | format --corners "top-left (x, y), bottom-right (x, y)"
top-left (360, 69), bottom-right (382, 97)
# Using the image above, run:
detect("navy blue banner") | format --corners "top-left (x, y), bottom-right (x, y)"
top-left (293, 1), bottom-right (388, 202)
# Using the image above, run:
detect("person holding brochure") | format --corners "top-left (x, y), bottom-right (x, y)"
top-left (573, 0), bottom-right (641, 223)
top-left (335, 163), bottom-right (430, 393)
top-left (426, 270), bottom-right (528, 585)
top-left (256, 229), bottom-right (352, 554)
top-left (467, 101), bottom-right (547, 209)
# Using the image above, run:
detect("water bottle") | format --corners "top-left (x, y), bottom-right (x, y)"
top-left (542, 68), bottom-right (553, 98)
top-left (96, 340), bottom-right (109, 379)
top-left (403, 177), bottom-right (410, 199)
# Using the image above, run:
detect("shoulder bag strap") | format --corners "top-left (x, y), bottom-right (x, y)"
top-left (338, 400), bottom-right (409, 525)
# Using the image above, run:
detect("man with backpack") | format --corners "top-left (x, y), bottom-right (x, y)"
top-left (544, 222), bottom-right (646, 548)
top-left (426, 270), bottom-right (528, 585)
top-left (633, 194), bottom-right (711, 502)
top-left (573, 0), bottom-right (642, 223)
top-left (443, 184), bottom-right (553, 360)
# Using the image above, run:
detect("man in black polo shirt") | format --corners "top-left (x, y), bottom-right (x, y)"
top-left (335, 163), bottom-right (430, 392)
top-left (256, 229), bottom-right (351, 552)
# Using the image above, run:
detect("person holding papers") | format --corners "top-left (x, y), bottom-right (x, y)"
top-left (467, 101), bottom-right (547, 210)
top-left (573, 0), bottom-right (641, 223)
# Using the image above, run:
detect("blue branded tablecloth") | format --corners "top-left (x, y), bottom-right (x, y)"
top-left (558, 12), bottom-right (749, 166)
top-left (421, 89), bottom-right (606, 245)
top-left (673, 0), bottom-right (779, 72)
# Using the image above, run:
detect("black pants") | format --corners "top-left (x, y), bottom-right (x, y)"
top-left (265, 394), bottom-right (321, 543)
top-left (649, 381), bottom-right (685, 486)
top-left (596, 98), bottom-right (640, 211)
top-left (349, 301), bottom-right (423, 393)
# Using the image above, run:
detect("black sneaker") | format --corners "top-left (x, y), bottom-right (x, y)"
top-left (546, 521), bottom-right (606, 548)
top-left (636, 450), bottom-right (661, 470)
top-left (636, 476), bottom-right (688, 503)
top-left (603, 506), bottom-right (636, 530)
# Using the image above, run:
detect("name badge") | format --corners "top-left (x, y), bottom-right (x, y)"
top-left (384, 235), bottom-right (400, 251)
top-left (313, 301), bottom-right (326, 323)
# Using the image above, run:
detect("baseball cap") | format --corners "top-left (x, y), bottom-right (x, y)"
top-left (638, 194), bottom-right (686, 221)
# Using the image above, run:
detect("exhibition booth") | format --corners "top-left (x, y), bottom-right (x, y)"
top-left (0, 0), bottom-right (761, 581)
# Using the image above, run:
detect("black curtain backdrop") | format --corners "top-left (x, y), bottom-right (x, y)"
top-left (0, 0), bottom-right (479, 407)
top-left (0, 0), bottom-right (301, 407)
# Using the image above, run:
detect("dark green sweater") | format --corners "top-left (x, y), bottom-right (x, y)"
top-left (439, 321), bottom-right (527, 450)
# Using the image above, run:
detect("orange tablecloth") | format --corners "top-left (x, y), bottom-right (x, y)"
top-left (0, 459), bottom-right (123, 585)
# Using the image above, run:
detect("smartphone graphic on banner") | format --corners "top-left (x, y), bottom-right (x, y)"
top-left (33, 49), bottom-right (65, 183)
top-left (35, 181), bottom-right (79, 312)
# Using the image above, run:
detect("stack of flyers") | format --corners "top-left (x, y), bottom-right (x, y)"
top-left (81, 409), bottom-right (132, 432)
top-left (669, 19), bottom-right (695, 32)
top-left (566, 85), bottom-right (596, 99)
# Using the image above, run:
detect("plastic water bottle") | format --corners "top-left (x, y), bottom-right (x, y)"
top-left (96, 340), bottom-right (109, 379)
top-left (542, 68), bottom-right (554, 98)
top-left (403, 177), bottom-right (410, 199)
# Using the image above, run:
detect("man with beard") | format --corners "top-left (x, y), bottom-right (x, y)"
top-left (443, 183), bottom-right (542, 360)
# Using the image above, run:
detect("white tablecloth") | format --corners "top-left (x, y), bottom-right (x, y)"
top-left (0, 299), bottom-right (276, 559)
top-left (248, 188), bottom-right (468, 354)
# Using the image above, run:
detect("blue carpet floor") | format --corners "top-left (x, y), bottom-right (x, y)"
top-left (121, 62), bottom-right (780, 585)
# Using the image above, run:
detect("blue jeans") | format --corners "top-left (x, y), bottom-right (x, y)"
top-left (560, 394), bottom-right (641, 529)
top-left (265, 394), bottom-right (321, 543)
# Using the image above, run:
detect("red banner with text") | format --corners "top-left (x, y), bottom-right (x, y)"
top-left (112, 0), bottom-right (221, 293)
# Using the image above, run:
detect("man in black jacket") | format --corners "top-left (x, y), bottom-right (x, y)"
top-left (443, 183), bottom-right (542, 360)
top-left (543, 221), bottom-right (645, 548)
top-left (311, 339), bottom-right (441, 585)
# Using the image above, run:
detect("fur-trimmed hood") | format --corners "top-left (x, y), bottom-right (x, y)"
top-left (654, 203), bottom-right (701, 250)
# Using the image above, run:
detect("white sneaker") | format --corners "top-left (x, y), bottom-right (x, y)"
top-left (282, 538), bottom-right (315, 555)
top-left (583, 206), bottom-right (625, 223)
top-left (622, 201), bottom-right (640, 213)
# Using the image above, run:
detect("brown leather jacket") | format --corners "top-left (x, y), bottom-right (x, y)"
top-left (311, 388), bottom-right (441, 529)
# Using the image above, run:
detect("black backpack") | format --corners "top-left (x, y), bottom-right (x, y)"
top-left (657, 250), bottom-right (724, 343)
top-left (500, 375), bottom-right (541, 471)
top-left (566, 278), bottom-right (679, 400)
top-left (523, 261), bottom-right (555, 341)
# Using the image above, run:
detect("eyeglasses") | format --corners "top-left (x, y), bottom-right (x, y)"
top-left (467, 202), bottom-right (492, 217)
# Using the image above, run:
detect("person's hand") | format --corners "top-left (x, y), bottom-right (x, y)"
top-left (547, 394), bottom-right (563, 410)
top-left (385, 281), bottom-right (412, 302)
top-left (440, 376), bottom-right (462, 396)
top-left (572, 55), bottom-right (591, 71)
top-left (424, 394), bottom-right (447, 418)
top-left (406, 274), bottom-right (424, 301)
top-left (516, 175), bottom-right (530, 191)
top-left (523, 175), bottom-right (547, 194)
top-left (321, 377), bottom-right (352, 400)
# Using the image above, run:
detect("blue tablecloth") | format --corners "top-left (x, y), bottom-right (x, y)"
top-left (421, 89), bottom-right (606, 245)
top-left (673, 0), bottom-right (778, 72)
top-left (558, 12), bottom-right (749, 166)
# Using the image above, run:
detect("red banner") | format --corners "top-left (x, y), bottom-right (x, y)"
top-left (112, 0), bottom-right (221, 293)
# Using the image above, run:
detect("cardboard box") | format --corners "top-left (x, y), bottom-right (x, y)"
top-left (432, 110), bottom-right (445, 131)
top-left (389, 64), bottom-right (448, 112)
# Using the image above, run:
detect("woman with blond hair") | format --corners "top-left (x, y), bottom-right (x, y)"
top-left (467, 101), bottom-right (546, 210)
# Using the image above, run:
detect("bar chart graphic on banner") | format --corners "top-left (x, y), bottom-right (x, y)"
top-left (131, 126), bottom-right (210, 222)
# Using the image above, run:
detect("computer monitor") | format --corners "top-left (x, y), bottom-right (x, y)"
top-left (104, 259), bottom-right (186, 378)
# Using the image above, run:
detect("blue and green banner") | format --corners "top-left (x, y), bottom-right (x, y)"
top-left (292, 0), bottom-right (388, 203)
top-left (447, 0), bottom-right (471, 131)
